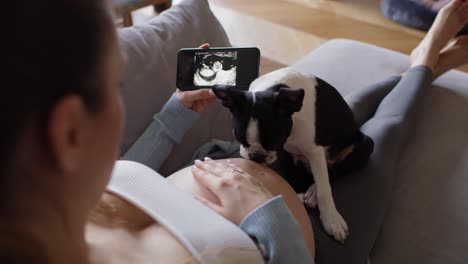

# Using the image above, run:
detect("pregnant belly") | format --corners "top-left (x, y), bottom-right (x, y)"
top-left (168, 158), bottom-right (315, 256)
top-left (87, 158), bottom-right (315, 263)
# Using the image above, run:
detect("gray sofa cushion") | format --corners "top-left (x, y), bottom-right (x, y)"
top-left (118, 0), bottom-right (233, 175)
top-left (293, 39), bottom-right (468, 264)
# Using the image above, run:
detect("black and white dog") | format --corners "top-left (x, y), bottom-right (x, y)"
top-left (212, 67), bottom-right (374, 242)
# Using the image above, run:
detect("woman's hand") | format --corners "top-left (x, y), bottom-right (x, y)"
top-left (191, 158), bottom-right (274, 225)
top-left (175, 43), bottom-right (217, 113)
top-left (175, 89), bottom-right (216, 113)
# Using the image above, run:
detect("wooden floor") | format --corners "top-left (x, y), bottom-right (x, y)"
top-left (132, 0), bottom-right (468, 74)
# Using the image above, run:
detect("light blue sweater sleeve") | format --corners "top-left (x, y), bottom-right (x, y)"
top-left (240, 196), bottom-right (314, 264)
top-left (122, 94), bottom-right (199, 171)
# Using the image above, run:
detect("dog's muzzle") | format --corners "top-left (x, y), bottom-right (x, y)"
top-left (240, 145), bottom-right (278, 165)
top-left (248, 153), bottom-right (268, 163)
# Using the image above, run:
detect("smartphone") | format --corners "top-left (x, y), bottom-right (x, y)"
top-left (176, 47), bottom-right (260, 91)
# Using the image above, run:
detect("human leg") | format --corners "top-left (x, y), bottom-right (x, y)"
top-left (311, 1), bottom-right (467, 262)
top-left (346, 0), bottom-right (468, 127)
top-left (345, 76), bottom-right (401, 127)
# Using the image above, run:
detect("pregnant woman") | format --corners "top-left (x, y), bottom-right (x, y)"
top-left (2, 0), bottom-right (467, 264)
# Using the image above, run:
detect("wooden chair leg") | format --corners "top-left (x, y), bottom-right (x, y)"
top-left (154, 1), bottom-right (172, 14)
top-left (123, 12), bottom-right (133, 27)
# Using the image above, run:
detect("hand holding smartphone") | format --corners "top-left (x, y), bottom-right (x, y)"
top-left (176, 47), bottom-right (260, 91)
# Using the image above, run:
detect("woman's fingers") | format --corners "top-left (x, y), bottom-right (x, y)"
top-left (192, 159), bottom-right (246, 199)
top-left (183, 89), bottom-right (216, 102)
top-left (192, 95), bottom-right (217, 112)
top-left (175, 88), bottom-right (217, 112)
top-left (204, 156), bottom-right (214, 162)
top-left (226, 159), bottom-right (246, 175)
top-left (194, 159), bottom-right (237, 177)
top-left (192, 159), bottom-right (274, 224)
top-left (192, 165), bottom-right (226, 194)
top-left (199, 43), bottom-right (210, 49)
top-left (196, 159), bottom-right (252, 185)
top-left (194, 159), bottom-right (220, 175)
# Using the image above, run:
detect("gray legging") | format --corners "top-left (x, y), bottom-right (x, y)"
top-left (310, 66), bottom-right (433, 264)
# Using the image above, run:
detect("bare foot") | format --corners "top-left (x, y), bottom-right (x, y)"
top-left (418, 0), bottom-right (451, 11)
top-left (410, 0), bottom-right (468, 70)
top-left (433, 36), bottom-right (468, 78)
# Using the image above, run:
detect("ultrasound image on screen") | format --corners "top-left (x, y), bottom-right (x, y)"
top-left (193, 51), bottom-right (237, 86)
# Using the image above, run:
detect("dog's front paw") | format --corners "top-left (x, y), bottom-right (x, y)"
top-left (303, 184), bottom-right (318, 208)
top-left (320, 209), bottom-right (349, 243)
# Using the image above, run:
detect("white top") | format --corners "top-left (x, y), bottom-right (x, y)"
top-left (107, 160), bottom-right (264, 264)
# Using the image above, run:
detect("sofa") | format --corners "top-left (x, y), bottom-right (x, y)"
top-left (117, 0), bottom-right (468, 263)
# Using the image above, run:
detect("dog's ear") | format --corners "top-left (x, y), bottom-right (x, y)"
top-left (276, 88), bottom-right (305, 115)
top-left (212, 85), bottom-right (245, 109)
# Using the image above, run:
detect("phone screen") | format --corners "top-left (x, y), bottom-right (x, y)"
top-left (176, 47), bottom-right (260, 91)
